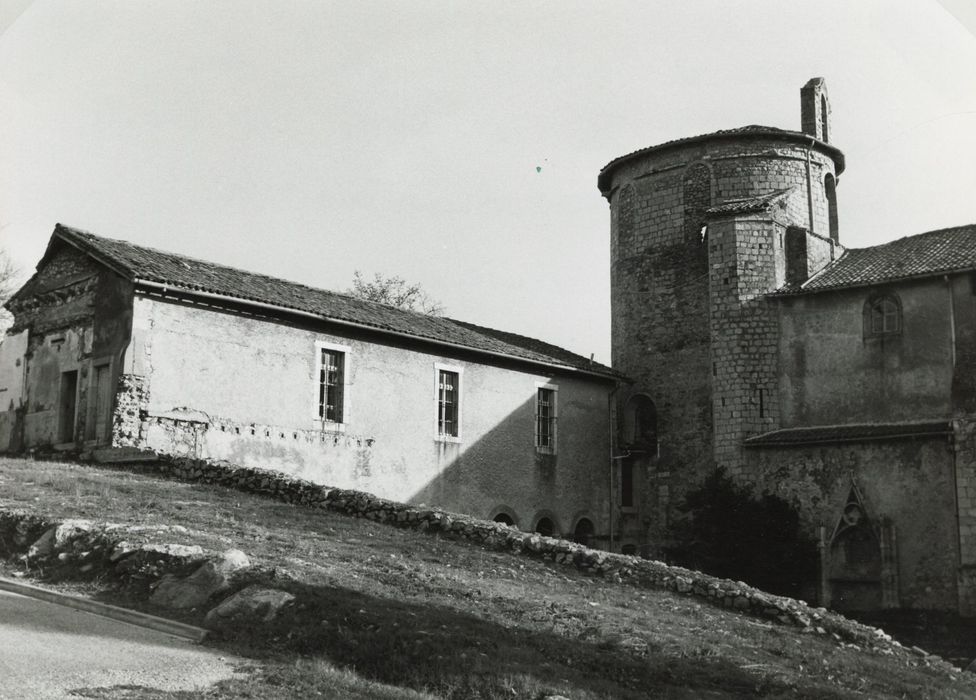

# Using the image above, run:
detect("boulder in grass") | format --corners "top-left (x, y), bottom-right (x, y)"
top-left (204, 585), bottom-right (295, 629)
top-left (151, 549), bottom-right (250, 609)
top-left (27, 520), bottom-right (93, 560)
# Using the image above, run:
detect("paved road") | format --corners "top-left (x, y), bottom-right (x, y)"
top-left (0, 590), bottom-right (240, 699)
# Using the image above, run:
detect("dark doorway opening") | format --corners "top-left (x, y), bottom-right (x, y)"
top-left (58, 370), bottom-right (79, 444)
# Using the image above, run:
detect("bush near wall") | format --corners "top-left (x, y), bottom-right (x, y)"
top-left (665, 468), bottom-right (819, 600)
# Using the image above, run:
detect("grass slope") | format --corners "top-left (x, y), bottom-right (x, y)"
top-left (0, 456), bottom-right (972, 699)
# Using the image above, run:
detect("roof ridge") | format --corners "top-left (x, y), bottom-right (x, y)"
top-left (49, 225), bottom-right (619, 379)
top-left (55, 223), bottom-right (401, 313)
top-left (836, 223), bottom-right (976, 253)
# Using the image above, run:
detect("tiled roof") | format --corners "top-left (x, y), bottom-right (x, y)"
top-left (744, 421), bottom-right (951, 447)
top-left (29, 225), bottom-right (619, 379)
top-left (782, 224), bottom-right (976, 295)
top-left (705, 187), bottom-right (794, 217)
top-left (597, 125), bottom-right (845, 194)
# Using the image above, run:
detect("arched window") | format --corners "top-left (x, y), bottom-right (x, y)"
top-left (682, 163), bottom-right (711, 246)
top-left (573, 518), bottom-right (595, 546)
top-left (616, 185), bottom-right (635, 252)
top-left (623, 394), bottom-right (657, 449)
top-left (820, 95), bottom-right (829, 143)
top-left (864, 294), bottom-right (902, 337)
top-left (824, 173), bottom-right (838, 243)
top-left (534, 517), bottom-right (555, 537)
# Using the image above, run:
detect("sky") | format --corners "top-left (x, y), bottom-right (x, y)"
top-left (1, 1), bottom-right (975, 363)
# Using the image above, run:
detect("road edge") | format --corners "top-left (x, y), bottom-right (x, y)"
top-left (0, 576), bottom-right (208, 643)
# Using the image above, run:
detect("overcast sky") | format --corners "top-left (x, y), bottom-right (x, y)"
top-left (2, 1), bottom-right (975, 362)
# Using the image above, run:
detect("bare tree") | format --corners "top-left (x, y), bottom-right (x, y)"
top-left (0, 249), bottom-right (18, 333)
top-left (348, 271), bottom-right (444, 316)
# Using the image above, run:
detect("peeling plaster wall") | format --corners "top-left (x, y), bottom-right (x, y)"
top-left (125, 295), bottom-right (613, 537)
top-left (776, 277), bottom-right (955, 426)
top-left (5, 243), bottom-right (134, 450)
top-left (746, 438), bottom-right (958, 611)
top-left (0, 330), bottom-right (29, 450)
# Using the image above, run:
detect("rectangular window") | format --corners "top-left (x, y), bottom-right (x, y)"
top-left (319, 349), bottom-right (344, 422)
top-left (314, 342), bottom-right (350, 427)
top-left (437, 369), bottom-right (460, 438)
top-left (535, 385), bottom-right (557, 452)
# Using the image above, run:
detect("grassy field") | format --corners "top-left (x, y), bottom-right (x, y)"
top-left (0, 456), bottom-right (973, 699)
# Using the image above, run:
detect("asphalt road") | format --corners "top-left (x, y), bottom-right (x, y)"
top-left (0, 590), bottom-right (239, 699)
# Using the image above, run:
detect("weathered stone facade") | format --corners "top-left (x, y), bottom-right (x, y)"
top-left (604, 120), bottom-right (842, 545)
top-left (602, 78), bottom-right (976, 615)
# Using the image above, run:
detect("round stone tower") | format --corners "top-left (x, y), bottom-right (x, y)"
top-left (600, 78), bottom-right (846, 553)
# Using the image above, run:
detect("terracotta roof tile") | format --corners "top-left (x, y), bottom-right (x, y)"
top-left (781, 224), bottom-right (976, 294)
top-left (705, 187), bottom-right (794, 217)
top-left (38, 225), bottom-right (619, 379)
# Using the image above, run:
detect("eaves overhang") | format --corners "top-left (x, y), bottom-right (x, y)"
top-left (133, 278), bottom-right (626, 384)
top-left (597, 126), bottom-right (845, 197)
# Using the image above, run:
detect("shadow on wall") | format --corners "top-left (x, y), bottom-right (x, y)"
top-left (407, 394), bottom-right (607, 544)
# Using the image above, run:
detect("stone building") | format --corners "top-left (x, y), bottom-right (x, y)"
top-left (600, 78), bottom-right (976, 614)
top-left (0, 225), bottom-right (618, 542)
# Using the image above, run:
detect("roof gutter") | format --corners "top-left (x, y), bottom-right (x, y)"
top-left (133, 278), bottom-right (619, 382)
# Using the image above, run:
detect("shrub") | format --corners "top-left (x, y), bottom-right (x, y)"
top-left (665, 469), bottom-right (818, 599)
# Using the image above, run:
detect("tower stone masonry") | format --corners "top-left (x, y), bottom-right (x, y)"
top-left (600, 79), bottom-right (844, 551)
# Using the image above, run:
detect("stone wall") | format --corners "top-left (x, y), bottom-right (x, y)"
top-left (775, 277), bottom-right (955, 427)
top-left (708, 216), bottom-right (783, 474)
top-left (746, 435), bottom-right (958, 612)
top-left (606, 133), bottom-right (839, 548)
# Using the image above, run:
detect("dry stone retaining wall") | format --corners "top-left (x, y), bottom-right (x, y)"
top-left (75, 453), bottom-right (935, 654)
top-left (0, 508), bottom-right (206, 589)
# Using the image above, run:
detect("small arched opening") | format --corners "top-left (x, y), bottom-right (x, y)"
top-left (623, 394), bottom-right (658, 452)
top-left (490, 507), bottom-right (519, 529)
top-left (682, 162), bottom-right (712, 252)
top-left (820, 94), bottom-right (830, 142)
top-left (534, 517), bottom-right (556, 537)
top-left (573, 517), bottom-right (595, 546)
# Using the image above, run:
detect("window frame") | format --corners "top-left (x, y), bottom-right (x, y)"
top-left (534, 381), bottom-right (558, 454)
top-left (434, 362), bottom-right (463, 442)
top-left (863, 293), bottom-right (902, 339)
top-left (313, 341), bottom-right (351, 431)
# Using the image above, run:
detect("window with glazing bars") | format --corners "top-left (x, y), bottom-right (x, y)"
top-left (536, 387), bottom-right (556, 449)
top-left (319, 349), bottom-right (345, 423)
top-left (437, 370), bottom-right (459, 437)
top-left (869, 297), bottom-right (900, 335)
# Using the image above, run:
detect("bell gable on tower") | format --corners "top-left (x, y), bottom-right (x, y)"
top-left (801, 77), bottom-right (831, 143)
